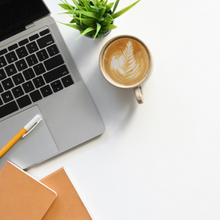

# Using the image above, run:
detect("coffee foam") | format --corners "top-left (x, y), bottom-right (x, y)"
top-left (103, 38), bottom-right (150, 86)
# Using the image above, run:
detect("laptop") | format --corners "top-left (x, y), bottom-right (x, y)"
top-left (0, 0), bottom-right (105, 169)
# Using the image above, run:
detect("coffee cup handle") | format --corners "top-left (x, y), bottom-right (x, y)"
top-left (134, 86), bottom-right (144, 104)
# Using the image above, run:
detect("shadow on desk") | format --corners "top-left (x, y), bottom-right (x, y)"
top-left (87, 64), bottom-right (137, 133)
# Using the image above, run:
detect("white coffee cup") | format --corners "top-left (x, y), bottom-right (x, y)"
top-left (99, 35), bottom-right (153, 104)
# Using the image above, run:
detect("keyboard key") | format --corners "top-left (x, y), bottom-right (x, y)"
top-left (12, 86), bottom-right (24, 98)
top-left (8, 44), bottom-right (18, 51)
top-left (47, 44), bottom-right (59, 57)
top-left (61, 75), bottom-right (74, 87)
top-left (16, 46), bottom-right (28, 58)
top-left (29, 34), bottom-right (39, 41)
top-left (0, 97), bottom-right (3, 106)
top-left (51, 80), bottom-right (63, 92)
top-left (15, 59), bottom-right (28, 71)
top-left (26, 42), bottom-right (39, 54)
top-left (0, 56), bottom-right (7, 67)
top-left (0, 49), bottom-right (7, 56)
top-left (18, 39), bottom-right (29, 46)
top-left (0, 69), bottom-right (6, 80)
top-left (37, 34), bottom-right (54, 49)
top-left (44, 65), bottom-right (69, 83)
top-left (30, 90), bottom-right (42, 102)
top-left (17, 95), bottom-right (32, 108)
top-left (23, 68), bottom-right (35, 80)
top-left (44, 54), bottom-right (64, 71)
top-left (1, 90), bottom-right (13, 103)
top-left (40, 29), bottom-right (50, 36)
top-left (5, 51), bottom-right (18, 63)
top-left (0, 101), bottom-right (18, 118)
top-left (36, 49), bottom-right (49, 61)
top-left (26, 54), bottom-right (38, 66)
top-left (22, 81), bottom-right (34, 93)
top-left (12, 73), bottom-right (25, 85)
top-left (33, 63), bottom-right (45, 75)
top-left (33, 76), bottom-right (45, 88)
top-left (40, 85), bottom-right (52, 97)
top-left (0, 84), bottom-right (3, 93)
top-left (5, 64), bottom-right (17, 76)
top-left (2, 78), bottom-right (14, 90)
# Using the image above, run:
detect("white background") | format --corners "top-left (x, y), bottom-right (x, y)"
top-left (28, 0), bottom-right (220, 219)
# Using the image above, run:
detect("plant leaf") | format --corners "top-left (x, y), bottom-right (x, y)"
top-left (112, 0), bottom-right (140, 19)
top-left (89, 5), bottom-right (99, 12)
top-left (70, 18), bottom-right (76, 23)
top-left (93, 0), bottom-right (100, 6)
top-left (79, 0), bottom-right (91, 11)
top-left (98, 32), bottom-right (103, 39)
top-left (112, 0), bottom-right (119, 13)
top-left (59, 0), bottom-right (75, 10)
top-left (104, 13), bottom-right (113, 23)
top-left (71, 0), bottom-right (84, 10)
top-left (58, 3), bottom-right (75, 10)
top-left (57, 21), bottom-right (85, 31)
top-left (58, 11), bottom-right (74, 15)
top-left (76, 27), bottom-right (95, 39)
top-left (93, 22), bottom-right (102, 39)
top-left (76, 17), bottom-right (97, 28)
top-left (73, 16), bottom-right (89, 28)
top-left (106, 2), bottom-right (114, 12)
top-left (101, 24), bottom-right (117, 32)
top-left (74, 10), bottom-right (101, 20)
top-left (101, 0), bottom-right (108, 7)
top-left (79, 12), bottom-right (82, 25)
top-left (97, 6), bottom-right (106, 19)
top-left (101, 21), bottom-right (112, 27)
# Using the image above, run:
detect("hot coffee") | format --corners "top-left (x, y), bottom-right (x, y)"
top-left (99, 35), bottom-right (153, 104)
top-left (101, 37), bottom-right (150, 87)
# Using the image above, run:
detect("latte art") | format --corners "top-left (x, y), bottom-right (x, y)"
top-left (111, 41), bottom-right (141, 84)
top-left (103, 38), bottom-right (150, 86)
top-left (99, 36), bottom-right (153, 104)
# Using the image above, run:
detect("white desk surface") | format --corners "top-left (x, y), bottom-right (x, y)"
top-left (28, 0), bottom-right (220, 219)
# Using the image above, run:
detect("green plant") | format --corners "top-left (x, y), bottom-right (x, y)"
top-left (58, 0), bottom-right (140, 39)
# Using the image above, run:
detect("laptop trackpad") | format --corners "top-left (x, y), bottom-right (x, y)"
top-left (0, 106), bottom-right (58, 170)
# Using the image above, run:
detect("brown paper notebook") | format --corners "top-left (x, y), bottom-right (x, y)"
top-left (41, 168), bottom-right (93, 220)
top-left (0, 161), bottom-right (57, 220)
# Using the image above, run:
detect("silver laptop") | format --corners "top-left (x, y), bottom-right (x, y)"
top-left (0, 0), bottom-right (104, 169)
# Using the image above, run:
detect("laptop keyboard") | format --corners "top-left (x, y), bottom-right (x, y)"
top-left (0, 29), bottom-right (74, 119)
